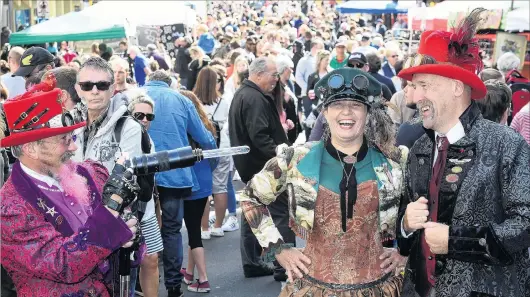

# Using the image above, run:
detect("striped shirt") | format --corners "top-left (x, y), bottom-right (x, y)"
top-left (511, 103), bottom-right (530, 146)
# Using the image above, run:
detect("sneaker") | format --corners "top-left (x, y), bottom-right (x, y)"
top-left (210, 227), bottom-right (224, 237)
top-left (188, 280), bottom-right (211, 293)
top-left (180, 268), bottom-right (194, 285)
top-left (208, 212), bottom-right (216, 227)
top-left (201, 230), bottom-right (211, 240)
top-left (221, 216), bottom-right (240, 232)
top-left (167, 285), bottom-right (184, 297)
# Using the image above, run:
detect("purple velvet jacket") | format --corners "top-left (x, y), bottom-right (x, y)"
top-left (0, 161), bottom-right (133, 297)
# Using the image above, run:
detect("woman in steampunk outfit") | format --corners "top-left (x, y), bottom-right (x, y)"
top-left (240, 67), bottom-right (409, 297)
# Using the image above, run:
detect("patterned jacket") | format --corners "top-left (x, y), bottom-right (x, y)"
top-left (397, 102), bottom-right (530, 297)
top-left (240, 140), bottom-right (408, 250)
top-left (0, 161), bottom-right (134, 297)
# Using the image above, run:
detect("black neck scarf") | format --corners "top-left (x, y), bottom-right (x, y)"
top-left (325, 137), bottom-right (368, 232)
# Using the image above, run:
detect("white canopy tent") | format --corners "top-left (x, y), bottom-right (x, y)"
top-left (81, 1), bottom-right (197, 27)
top-left (506, 8), bottom-right (530, 31)
top-left (9, 1), bottom-right (197, 45)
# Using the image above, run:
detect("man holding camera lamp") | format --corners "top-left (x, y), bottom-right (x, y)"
top-left (0, 75), bottom-right (140, 297)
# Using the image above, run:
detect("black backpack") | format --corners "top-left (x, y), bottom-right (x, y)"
top-left (114, 112), bottom-right (155, 207)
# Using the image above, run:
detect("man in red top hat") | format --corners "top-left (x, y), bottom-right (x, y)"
top-left (396, 8), bottom-right (530, 297)
top-left (0, 74), bottom-right (141, 297)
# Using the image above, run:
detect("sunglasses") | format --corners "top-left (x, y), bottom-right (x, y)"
top-left (133, 112), bottom-right (155, 122)
top-left (78, 81), bottom-right (112, 91)
top-left (349, 62), bottom-right (365, 69)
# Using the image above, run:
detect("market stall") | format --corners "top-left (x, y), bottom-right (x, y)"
top-left (8, 11), bottom-right (129, 45)
top-left (506, 7), bottom-right (530, 32)
top-left (408, 0), bottom-right (529, 32)
top-left (8, 0), bottom-right (196, 46)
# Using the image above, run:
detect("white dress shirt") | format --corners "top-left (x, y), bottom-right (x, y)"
top-left (20, 162), bottom-right (63, 191)
top-left (401, 121), bottom-right (466, 238)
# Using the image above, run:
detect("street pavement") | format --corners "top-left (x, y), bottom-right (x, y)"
top-left (155, 218), bottom-right (284, 297)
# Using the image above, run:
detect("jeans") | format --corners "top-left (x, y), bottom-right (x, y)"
top-left (129, 267), bottom-right (138, 296)
top-left (158, 186), bottom-right (190, 289)
top-left (226, 171), bottom-right (237, 215)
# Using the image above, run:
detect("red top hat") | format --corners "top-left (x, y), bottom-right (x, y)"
top-left (0, 73), bottom-right (85, 148)
top-left (398, 9), bottom-right (487, 100)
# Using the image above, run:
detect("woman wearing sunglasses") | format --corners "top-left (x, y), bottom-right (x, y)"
top-left (126, 91), bottom-right (163, 297)
top-left (240, 68), bottom-right (407, 297)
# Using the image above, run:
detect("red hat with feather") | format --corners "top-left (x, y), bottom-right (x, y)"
top-left (398, 8), bottom-right (488, 99)
top-left (0, 73), bottom-right (85, 148)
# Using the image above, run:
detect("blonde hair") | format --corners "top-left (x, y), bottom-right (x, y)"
top-left (110, 57), bottom-right (130, 71)
top-left (315, 50), bottom-right (331, 71)
top-left (233, 56), bottom-right (249, 89)
top-left (189, 46), bottom-right (206, 68)
top-left (126, 89), bottom-right (155, 113)
top-left (196, 24), bottom-right (209, 35)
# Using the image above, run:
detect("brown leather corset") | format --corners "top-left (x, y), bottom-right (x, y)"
top-left (304, 181), bottom-right (387, 285)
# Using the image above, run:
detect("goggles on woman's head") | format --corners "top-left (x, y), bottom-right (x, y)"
top-left (319, 73), bottom-right (370, 104)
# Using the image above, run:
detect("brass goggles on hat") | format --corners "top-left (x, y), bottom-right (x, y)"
top-left (320, 74), bottom-right (370, 107)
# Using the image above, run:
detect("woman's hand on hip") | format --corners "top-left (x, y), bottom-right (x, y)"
top-left (276, 248), bottom-right (312, 283)
top-left (380, 248), bottom-right (407, 275)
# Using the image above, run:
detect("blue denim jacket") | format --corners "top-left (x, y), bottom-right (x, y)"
top-left (143, 81), bottom-right (217, 190)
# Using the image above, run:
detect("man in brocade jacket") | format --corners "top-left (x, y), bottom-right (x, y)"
top-left (0, 76), bottom-right (139, 297)
top-left (396, 9), bottom-right (530, 297)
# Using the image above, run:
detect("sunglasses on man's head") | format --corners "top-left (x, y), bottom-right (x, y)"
top-left (78, 81), bottom-right (112, 91)
top-left (133, 112), bottom-right (155, 122)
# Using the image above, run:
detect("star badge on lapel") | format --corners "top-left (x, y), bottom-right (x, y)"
top-left (46, 206), bottom-right (57, 217)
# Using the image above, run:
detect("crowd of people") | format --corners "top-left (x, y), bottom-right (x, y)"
top-left (0, 1), bottom-right (529, 297)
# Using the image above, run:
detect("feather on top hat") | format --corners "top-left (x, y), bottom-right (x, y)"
top-left (398, 8), bottom-right (488, 99)
top-left (0, 73), bottom-right (85, 147)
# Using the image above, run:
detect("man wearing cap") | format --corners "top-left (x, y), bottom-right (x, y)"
top-left (213, 33), bottom-right (234, 59)
top-left (356, 33), bottom-right (377, 55)
top-left (146, 44), bottom-right (169, 71)
top-left (0, 75), bottom-right (141, 297)
top-left (396, 9), bottom-right (530, 297)
top-left (376, 18), bottom-right (387, 36)
top-left (347, 52), bottom-right (369, 72)
top-left (329, 37), bottom-right (350, 70)
top-left (12, 46), bottom-right (55, 79)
